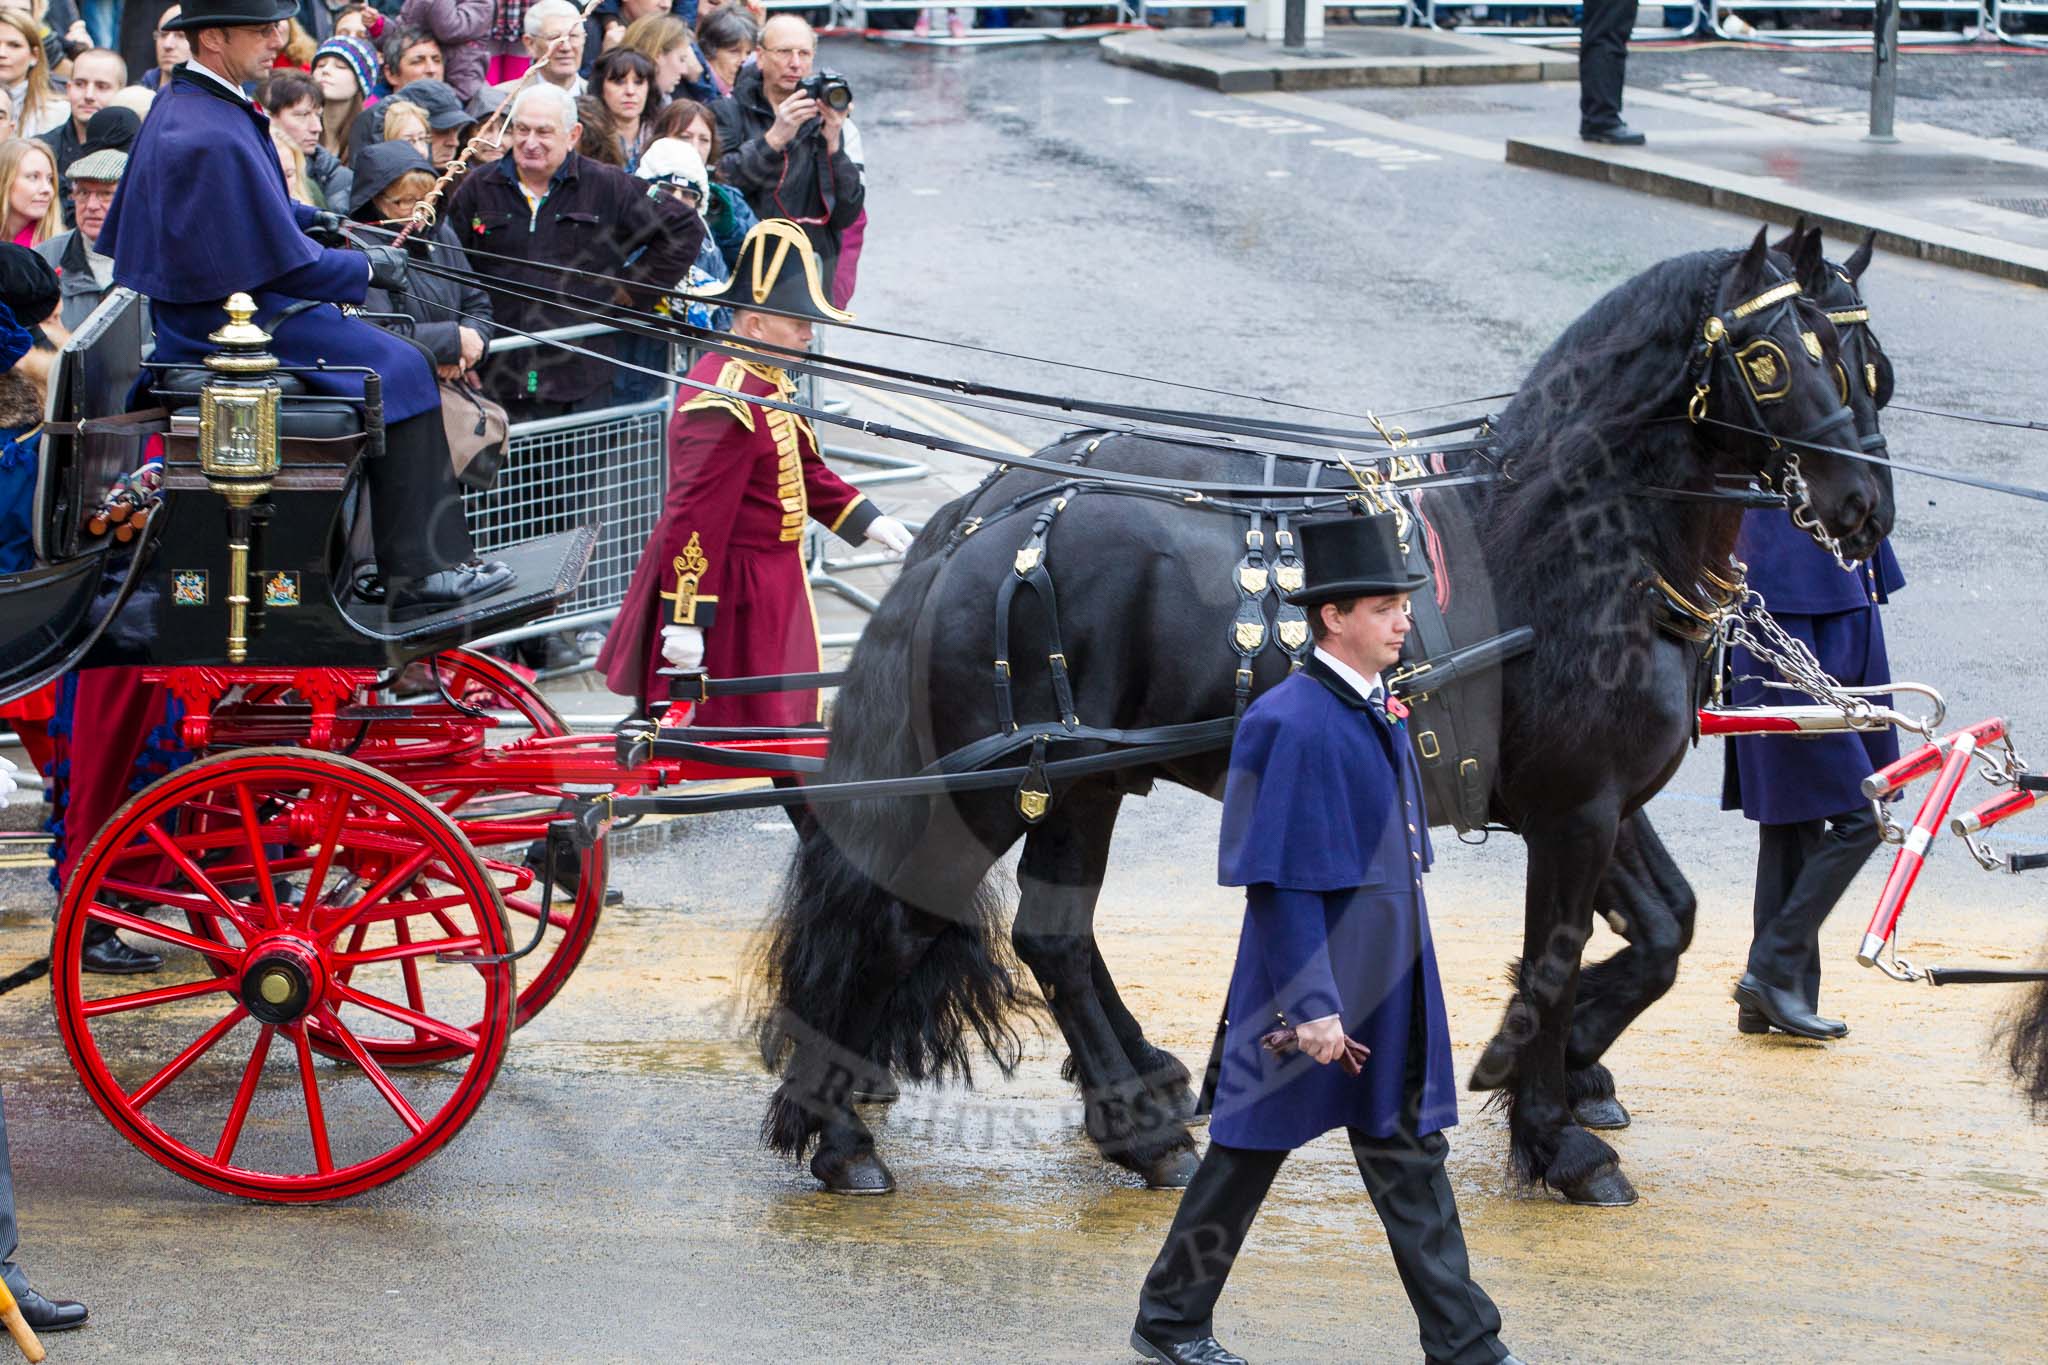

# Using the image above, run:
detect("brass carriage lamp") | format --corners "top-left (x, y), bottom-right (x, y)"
top-left (198, 293), bottom-right (283, 663)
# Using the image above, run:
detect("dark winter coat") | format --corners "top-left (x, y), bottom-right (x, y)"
top-left (711, 65), bottom-right (864, 280)
top-left (446, 150), bottom-right (699, 409)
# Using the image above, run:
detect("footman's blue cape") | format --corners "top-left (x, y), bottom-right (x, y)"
top-left (1723, 512), bottom-right (1905, 826)
top-left (1209, 657), bottom-right (1458, 1150)
top-left (96, 67), bottom-right (438, 423)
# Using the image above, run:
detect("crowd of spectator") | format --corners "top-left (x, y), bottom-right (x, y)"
top-left (0, 0), bottom-right (868, 670)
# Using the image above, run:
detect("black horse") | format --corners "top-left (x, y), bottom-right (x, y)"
top-left (753, 231), bottom-right (1894, 1205)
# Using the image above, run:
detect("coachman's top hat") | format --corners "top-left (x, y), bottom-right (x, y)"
top-left (162, 0), bottom-right (302, 30)
top-left (1284, 511), bottom-right (1431, 607)
top-left (696, 219), bottom-right (854, 324)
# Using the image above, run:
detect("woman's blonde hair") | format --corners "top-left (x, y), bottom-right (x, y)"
top-left (281, 18), bottom-right (317, 68)
top-left (270, 122), bottom-right (314, 204)
top-left (622, 12), bottom-right (690, 68)
top-left (380, 100), bottom-right (429, 147)
top-left (0, 13), bottom-right (59, 131)
top-left (0, 136), bottom-right (61, 244)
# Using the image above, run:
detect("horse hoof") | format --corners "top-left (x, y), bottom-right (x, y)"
top-left (1143, 1148), bottom-right (1200, 1189)
top-left (1573, 1096), bottom-right (1631, 1130)
top-left (811, 1149), bottom-right (896, 1195)
top-left (1469, 1039), bottom-right (1517, 1091)
top-left (1559, 1163), bottom-right (1638, 1207)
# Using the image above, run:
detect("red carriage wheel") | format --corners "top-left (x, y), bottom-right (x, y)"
top-left (53, 748), bottom-right (514, 1202)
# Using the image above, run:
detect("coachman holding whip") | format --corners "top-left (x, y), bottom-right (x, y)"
top-left (95, 0), bottom-right (514, 620)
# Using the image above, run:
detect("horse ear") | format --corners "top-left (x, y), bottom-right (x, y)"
top-left (1769, 214), bottom-right (1811, 257)
top-left (1733, 226), bottom-right (1772, 292)
top-left (1792, 226), bottom-right (1825, 288)
top-left (1844, 229), bottom-right (1877, 282)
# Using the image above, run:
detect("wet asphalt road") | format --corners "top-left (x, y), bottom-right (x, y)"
top-left (0, 37), bottom-right (2044, 1364)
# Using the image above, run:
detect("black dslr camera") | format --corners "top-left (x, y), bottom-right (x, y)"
top-left (797, 70), bottom-right (853, 113)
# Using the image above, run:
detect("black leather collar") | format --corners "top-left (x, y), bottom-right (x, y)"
top-left (170, 64), bottom-right (259, 113)
top-left (1304, 653), bottom-right (1376, 712)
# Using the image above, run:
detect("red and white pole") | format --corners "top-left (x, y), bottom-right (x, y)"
top-left (1859, 718), bottom-right (2006, 967)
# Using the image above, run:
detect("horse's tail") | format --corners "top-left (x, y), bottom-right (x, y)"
top-left (2001, 950), bottom-right (2048, 1120)
top-left (753, 528), bottom-right (1029, 1158)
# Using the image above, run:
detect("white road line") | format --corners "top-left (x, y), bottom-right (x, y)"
top-left (1238, 91), bottom-right (1503, 162)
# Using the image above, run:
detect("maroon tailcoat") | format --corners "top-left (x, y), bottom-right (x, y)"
top-left (599, 352), bottom-right (877, 725)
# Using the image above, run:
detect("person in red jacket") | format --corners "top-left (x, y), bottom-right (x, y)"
top-left (598, 218), bottom-right (912, 726)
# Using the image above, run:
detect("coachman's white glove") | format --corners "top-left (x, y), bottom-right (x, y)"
top-left (660, 624), bottom-right (705, 669)
top-left (866, 515), bottom-right (915, 557)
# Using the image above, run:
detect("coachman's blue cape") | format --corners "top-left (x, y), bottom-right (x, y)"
top-left (96, 67), bottom-right (438, 423)
top-left (1723, 511), bottom-right (1906, 826)
top-left (1209, 658), bottom-right (1457, 1150)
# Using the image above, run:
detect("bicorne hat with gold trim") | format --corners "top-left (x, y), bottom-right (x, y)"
top-left (696, 218), bottom-right (854, 324)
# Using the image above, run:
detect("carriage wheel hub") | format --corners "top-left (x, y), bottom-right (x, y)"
top-left (240, 939), bottom-right (324, 1025)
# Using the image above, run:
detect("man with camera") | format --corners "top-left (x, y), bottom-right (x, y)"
top-left (711, 15), bottom-right (863, 289)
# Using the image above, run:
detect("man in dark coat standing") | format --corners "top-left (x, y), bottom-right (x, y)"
top-left (1723, 515), bottom-right (1904, 1040)
top-left (94, 0), bottom-right (513, 619)
top-left (1132, 514), bottom-right (1520, 1365)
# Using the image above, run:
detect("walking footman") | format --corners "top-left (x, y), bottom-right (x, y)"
top-left (1133, 513), bottom-right (1519, 1365)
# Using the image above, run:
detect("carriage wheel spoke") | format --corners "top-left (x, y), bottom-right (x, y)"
top-left (81, 975), bottom-right (235, 1019)
top-left (331, 934), bottom-right (484, 968)
top-left (315, 845), bottom-right (436, 941)
top-left (319, 1008), bottom-right (428, 1133)
top-left (233, 783), bottom-right (283, 923)
top-left (331, 983), bottom-right (479, 1054)
top-left (394, 919), bottom-right (428, 1042)
top-left (140, 824), bottom-right (256, 939)
top-left (86, 903), bottom-right (244, 962)
top-left (333, 921), bottom-right (370, 989)
top-left (214, 1025), bottom-right (276, 1166)
top-left (297, 796), bottom-right (352, 928)
top-left (131, 1006), bottom-right (249, 1109)
top-left (102, 878), bottom-right (252, 934)
top-left (292, 1025), bottom-right (334, 1174)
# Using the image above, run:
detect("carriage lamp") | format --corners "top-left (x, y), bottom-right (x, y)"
top-left (198, 293), bottom-right (283, 664)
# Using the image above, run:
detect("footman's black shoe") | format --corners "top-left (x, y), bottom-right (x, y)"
top-left (16, 1287), bottom-right (87, 1331)
top-left (1131, 1329), bottom-right (1247, 1364)
top-left (80, 932), bottom-right (162, 975)
top-left (1733, 974), bottom-right (1839, 1041)
top-left (388, 560), bottom-right (516, 622)
top-left (1580, 122), bottom-right (1647, 145)
top-left (1739, 1001), bottom-right (1847, 1038)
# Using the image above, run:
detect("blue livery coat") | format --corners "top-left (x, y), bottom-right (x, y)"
top-left (1723, 512), bottom-right (1905, 826)
top-left (96, 68), bottom-right (439, 423)
top-left (1209, 657), bottom-right (1458, 1150)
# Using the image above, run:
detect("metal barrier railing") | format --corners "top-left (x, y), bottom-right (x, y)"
top-left (1988, 0), bottom-right (2045, 40)
top-left (1428, 0), bottom-right (1702, 41)
top-left (1707, 0), bottom-right (1982, 43)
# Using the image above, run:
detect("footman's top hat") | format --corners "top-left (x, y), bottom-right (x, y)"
top-left (1284, 511), bottom-right (1431, 607)
top-left (695, 218), bottom-right (854, 324)
top-left (162, 0), bottom-right (303, 28)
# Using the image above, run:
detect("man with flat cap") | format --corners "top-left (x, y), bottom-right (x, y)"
top-left (95, 0), bottom-right (514, 620)
top-left (599, 218), bottom-right (913, 724)
top-left (1130, 512), bottom-right (1521, 1365)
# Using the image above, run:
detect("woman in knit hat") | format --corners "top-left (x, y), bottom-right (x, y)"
top-left (312, 33), bottom-right (381, 159)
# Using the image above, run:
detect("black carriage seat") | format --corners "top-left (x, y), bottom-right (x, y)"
top-left (155, 368), bottom-right (368, 443)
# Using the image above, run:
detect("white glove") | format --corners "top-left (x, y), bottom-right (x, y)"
top-left (660, 624), bottom-right (705, 669)
top-left (866, 514), bottom-right (915, 557)
top-left (0, 754), bottom-right (15, 804)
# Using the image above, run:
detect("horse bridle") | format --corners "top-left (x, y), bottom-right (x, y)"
top-left (1686, 273), bottom-right (1863, 570)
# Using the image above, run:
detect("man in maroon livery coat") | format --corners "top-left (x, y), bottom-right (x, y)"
top-left (598, 220), bottom-right (913, 725)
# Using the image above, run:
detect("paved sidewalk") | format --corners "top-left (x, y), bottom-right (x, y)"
top-left (1267, 77), bottom-right (2048, 286)
top-left (1100, 24), bottom-right (1576, 92)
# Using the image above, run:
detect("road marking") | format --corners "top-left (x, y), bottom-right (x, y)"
top-left (1103, 95), bottom-right (1133, 105)
top-left (1189, 107), bottom-right (1324, 135)
top-left (1239, 91), bottom-right (1502, 162)
top-left (1311, 134), bottom-right (1439, 168)
top-left (862, 388), bottom-right (1032, 457)
top-left (1655, 73), bottom-right (1863, 126)
top-left (910, 187), bottom-right (941, 196)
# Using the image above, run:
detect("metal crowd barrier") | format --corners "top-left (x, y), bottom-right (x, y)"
top-left (1428, 0), bottom-right (1702, 41)
top-left (1707, 0), bottom-right (1982, 42)
top-left (1989, 0), bottom-right (2045, 39)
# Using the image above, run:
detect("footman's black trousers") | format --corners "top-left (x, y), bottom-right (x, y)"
top-left (1747, 802), bottom-right (1883, 1009)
